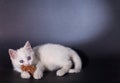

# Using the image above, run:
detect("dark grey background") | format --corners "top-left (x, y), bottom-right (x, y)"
top-left (0, 0), bottom-right (120, 58)
top-left (0, 0), bottom-right (120, 83)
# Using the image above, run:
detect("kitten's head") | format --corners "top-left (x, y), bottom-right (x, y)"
top-left (8, 41), bottom-right (35, 67)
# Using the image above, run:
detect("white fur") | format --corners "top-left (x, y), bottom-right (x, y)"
top-left (8, 41), bottom-right (82, 79)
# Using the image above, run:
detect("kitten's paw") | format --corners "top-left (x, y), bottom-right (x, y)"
top-left (56, 70), bottom-right (66, 76)
top-left (33, 71), bottom-right (43, 79)
top-left (69, 69), bottom-right (80, 73)
top-left (21, 72), bottom-right (30, 79)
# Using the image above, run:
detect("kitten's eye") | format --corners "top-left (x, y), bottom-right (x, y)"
top-left (27, 56), bottom-right (31, 60)
top-left (19, 60), bottom-right (24, 63)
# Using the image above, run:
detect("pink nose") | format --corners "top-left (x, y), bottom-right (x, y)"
top-left (24, 63), bottom-right (30, 66)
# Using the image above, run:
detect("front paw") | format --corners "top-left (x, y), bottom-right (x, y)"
top-left (21, 71), bottom-right (30, 79)
top-left (33, 71), bottom-right (43, 79)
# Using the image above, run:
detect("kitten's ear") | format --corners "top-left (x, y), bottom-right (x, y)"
top-left (8, 49), bottom-right (17, 59)
top-left (24, 41), bottom-right (32, 51)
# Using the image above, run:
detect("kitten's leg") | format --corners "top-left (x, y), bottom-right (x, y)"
top-left (21, 71), bottom-right (31, 79)
top-left (33, 62), bottom-right (44, 79)
top-left (56, 61), bottom-right (72, 76)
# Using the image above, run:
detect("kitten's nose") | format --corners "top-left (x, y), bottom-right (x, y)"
top-left (24, 63), bottom-right (30, 66)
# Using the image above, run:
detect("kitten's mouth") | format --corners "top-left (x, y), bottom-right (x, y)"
top-left (23, 64), bottom-right (31, 66)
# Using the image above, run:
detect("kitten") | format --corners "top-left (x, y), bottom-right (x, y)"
top-left (8, 41), bottom-right (82, 79)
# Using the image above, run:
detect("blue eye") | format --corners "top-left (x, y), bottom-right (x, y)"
top-left (19, 60), bottom-right (24, 63)
top-left (27, 56), bottom-right (31, 60)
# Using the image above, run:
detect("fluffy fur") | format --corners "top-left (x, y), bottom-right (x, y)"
top-left (8, 41), bottom-right (82, 79)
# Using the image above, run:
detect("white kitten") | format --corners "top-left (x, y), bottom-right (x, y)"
top-left (8, 41), bottom-right (82, 79)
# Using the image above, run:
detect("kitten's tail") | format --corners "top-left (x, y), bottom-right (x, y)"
top-left (68, 50), bottom-right (82, 73)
